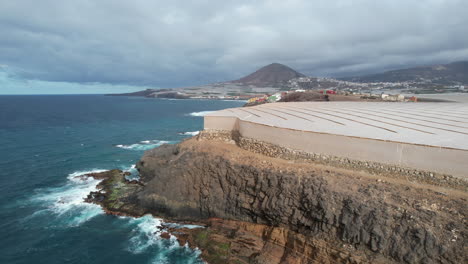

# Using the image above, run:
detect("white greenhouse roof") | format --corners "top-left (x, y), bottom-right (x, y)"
top-left (207, 102), bottom-right (468, 150)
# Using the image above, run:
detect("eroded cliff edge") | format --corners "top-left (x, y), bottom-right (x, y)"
top-left (88, 133), bottom-right (467, 263)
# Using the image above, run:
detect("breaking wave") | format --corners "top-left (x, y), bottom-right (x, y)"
top-left (29, 164), bottom-right (137, 226)
top-left (122, 164), bottom-right (140, 181)
top-left (127, 215), bottom-right (164, 253)
top-left (29, 167), bottom-right (203, 262)
top-left (178, 131), bottom-right (200, 136)
top-left (27, 166), bottom-right (204, 263)
top-left (30, 169), bottom-right (107, 226)
top-left (125, 215), bottom-right (203, 263)
top-left (115, 140), bottom-right (172, 151)
top-left (188, 111), bottom-right (214, 117)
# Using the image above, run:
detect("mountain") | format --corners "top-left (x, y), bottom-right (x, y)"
top-left (344, 61), bottom-right (468, 84)
top-left (231, 63), bottom-right (305, 86)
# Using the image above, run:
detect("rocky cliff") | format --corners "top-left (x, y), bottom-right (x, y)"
top-left (87, 134), bottom-right (467, 263)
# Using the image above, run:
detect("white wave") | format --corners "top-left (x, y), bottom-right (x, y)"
top-left (115, 140), bottom-right (172, 151)
top-left (126, 215), bottom-right (192, 253)
top-left (125, 214), bottom-right (203, 263)
top-left (188, 111), bottom-right (214, 117)
top-left (127, 215), bottom-right (164, 254)
top-left (31, 169), bottom-right (106, 226)
top-left (67, 169), bottom-right (107, 182)
top-left (30, 167), bottom-right (202, 262)
top-left (122, 164), bottom-right (140, 181)
top-left (221, 99), bottom-right (248, 102)
top-left (147, 238), bottom-right (203, 264)
top-left (28, 167), bottom-right (202, 260)
top-left (163, 222), bottom-right (204, 230)
top-left (179, 131), bottom-right (200, 136)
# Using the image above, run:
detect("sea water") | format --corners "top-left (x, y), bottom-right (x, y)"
top-left (0, 95), bottom-right (244, 264)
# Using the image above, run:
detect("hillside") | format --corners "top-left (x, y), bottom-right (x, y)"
top-left (231, 63), bottom-right (305, 86)
top-left (344, 61), bottom-right (468, 84)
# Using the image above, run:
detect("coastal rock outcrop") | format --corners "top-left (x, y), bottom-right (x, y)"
top-left (86, 136), bottom-right (467, 263)
top-left (131, 137), bottom-right (466, 264)
top-left (84, 169), bottom-right (146, 216)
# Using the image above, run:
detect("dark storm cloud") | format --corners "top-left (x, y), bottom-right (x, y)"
top-left (1, 0), bottom-right (467, 87)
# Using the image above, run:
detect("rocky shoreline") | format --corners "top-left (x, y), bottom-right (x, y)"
top-left (82, 170), bottom-right (376, 264)
top-left (84, 134), bottom-right (467, 264)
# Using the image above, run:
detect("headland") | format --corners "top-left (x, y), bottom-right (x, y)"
top-left (84, 101), bottom-right (467, 263)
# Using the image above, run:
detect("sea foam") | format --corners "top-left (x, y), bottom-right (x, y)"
top-left (115, 140), bottom-right (172, 151)
top-left (127, 215), bottom-right (164, 254)
top-left (31, 168), bottom-right (202, 262)
top-left (178, 131), bottom-right (200, 136)
top-left (122, 164), bottom-right (140, 181)
top-left (188, 111), bottom-right (214, 117)
top-left (31, 169), bottom-right (107, 226)
top-left (126, 215), bottom-right (203, 263)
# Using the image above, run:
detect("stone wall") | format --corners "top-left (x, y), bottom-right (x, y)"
top-left (204, 114), bottom-right (468, 178)
top-left (198, 129), bottom-right (467, 191)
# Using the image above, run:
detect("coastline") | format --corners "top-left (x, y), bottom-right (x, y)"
top-left (83, 133), bottom-right (467, 263)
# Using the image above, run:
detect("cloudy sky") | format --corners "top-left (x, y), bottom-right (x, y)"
top-left (1, 0), bottom-right (468, 94)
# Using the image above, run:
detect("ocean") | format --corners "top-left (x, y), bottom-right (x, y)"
top-left (0, 95), bottom-right (244, 264)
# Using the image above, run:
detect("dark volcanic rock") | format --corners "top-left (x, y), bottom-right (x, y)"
top-left (132, 138), bottom-right (466, 264)
top-left (84, 169), bottom-right (146, 216)
top-left (160, 232), bottom-right (171, 239)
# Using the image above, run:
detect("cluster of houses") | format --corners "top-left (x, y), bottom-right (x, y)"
top-left (246, 92), bottom-right (286, 104)
top-left (246, 88), bottom-right (419, 105)
top-left (288, 76), bottom-right (468, 94)
top-left (246, 89), bottom-right (339, 104)
top-left (380, 93), bottom-right (405, 102)
top-left (360, 93), bottom-right (418, 102)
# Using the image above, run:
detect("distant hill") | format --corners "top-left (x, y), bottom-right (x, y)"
top-left (231, 63), bottom-right (305, 86)
top-left (344, 61), bottom-right (468, 84)
top-left (107, 89), bottom-right (158, 96)
top-left (107, 88), bottom-right (172, 96)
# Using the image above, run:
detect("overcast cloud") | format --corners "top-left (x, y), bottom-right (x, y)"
top-left (1, 0), bottom-right (468, 89)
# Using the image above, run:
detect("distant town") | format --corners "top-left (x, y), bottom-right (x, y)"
top-left (111, 61), bottom-right (468, 104)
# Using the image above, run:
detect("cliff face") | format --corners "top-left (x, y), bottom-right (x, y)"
top-left (132, 137), bottom-right (466, 264)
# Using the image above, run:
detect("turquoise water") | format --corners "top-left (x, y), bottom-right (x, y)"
top-left (0, 95), bottom-right (244, 264)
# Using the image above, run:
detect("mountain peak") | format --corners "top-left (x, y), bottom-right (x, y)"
top-left (267, 62), bottom-right (286, 66)
top-left (232, 63), bottom-right (305, 86)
